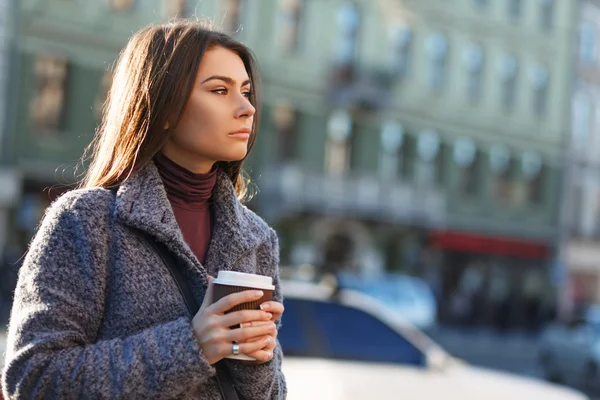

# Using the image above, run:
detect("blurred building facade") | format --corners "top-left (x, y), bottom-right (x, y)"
top-left (3, 1), bottom-right (196, 260)
top-left (563, 0), bottom-right (600, 307)
top-left (233, 0), bottom-right (577, 329)
top-left (0, 0), bottom-right (20, 263)
top-left (0, 1), bottom-right (190, 322)
top-left (0, 0), bottom-right (19, 321)
top-left (0, 0), bottom-right (580, 330)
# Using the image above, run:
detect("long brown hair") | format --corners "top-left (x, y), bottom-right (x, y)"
top-left (79, 20), bottom-right (261, 202)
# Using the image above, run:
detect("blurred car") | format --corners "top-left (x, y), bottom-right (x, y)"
top-left (280, 280), bottom-right (588, 400)
top-left (335, 272), bottom-right (437, 330)
top-left (1, 331), bottom-right (5, 400)
top-left (539, 306), bottom-right (600, 393)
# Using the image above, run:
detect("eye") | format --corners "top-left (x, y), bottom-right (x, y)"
top-left (211, 88), bottom-right (227, 95)
top-left (243, 90), bottom-right (253, 98)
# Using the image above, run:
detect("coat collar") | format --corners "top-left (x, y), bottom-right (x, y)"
top-left (114, 161), bottom-right (269, 276)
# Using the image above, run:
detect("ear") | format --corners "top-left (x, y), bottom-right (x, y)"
top-left (164, 120), bottom-right (170, 130)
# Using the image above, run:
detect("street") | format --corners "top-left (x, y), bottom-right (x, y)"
top-left (429, 326), bottom-right (599, 399)
top-left (428, 326), bottom-right (541, 377)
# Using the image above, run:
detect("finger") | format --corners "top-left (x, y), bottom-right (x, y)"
top-left (240, 320), bottom-right (276, 329)
top-left (244, 348), bottom-right (275, 363)
top-left (260, 301), bottom-right (285, 316)
top-left (245, 331), bottom-right (277, 345)
top-left (226, 323), bottom-right (276, 343)
top-left (224, 336), bottom-right (271, 357)
top-left (243, 326), bottom-right (277, 341)
top-left (209, 289), bottom-right (265, 314)
top-left (220, 310), bottom-right (273, 328)
top-left (200, 276), bottom-right (215, 311)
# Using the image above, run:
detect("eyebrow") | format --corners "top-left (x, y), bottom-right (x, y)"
top-left (200, 75), bottom-right (251, 87)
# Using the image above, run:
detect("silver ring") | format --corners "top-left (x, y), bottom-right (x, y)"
top-left (232, 342), bottom-right (240, 356)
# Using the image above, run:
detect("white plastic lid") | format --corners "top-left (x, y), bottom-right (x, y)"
top-left (213, 271), bottom-right (274, 290)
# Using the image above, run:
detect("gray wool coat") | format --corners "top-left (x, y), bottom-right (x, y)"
top-left (1, 162), bottom-right (287, 400)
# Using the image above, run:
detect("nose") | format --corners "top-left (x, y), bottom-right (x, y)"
top-left (235, 94), bottom-right (256, 119)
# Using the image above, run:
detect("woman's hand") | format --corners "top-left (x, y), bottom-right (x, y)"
top-left (192, 277), bottom-right (277, 365)
top-left (242, 301), bottom-right (285, 363)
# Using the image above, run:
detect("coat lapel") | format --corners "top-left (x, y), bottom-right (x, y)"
top-left (114, 162), bottom-right (269, 277)
top-left (203, 169), bottom-right (270, 276)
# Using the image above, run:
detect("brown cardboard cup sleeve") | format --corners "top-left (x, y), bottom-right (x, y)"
top-left (211, 271), bottom-right (275, 361)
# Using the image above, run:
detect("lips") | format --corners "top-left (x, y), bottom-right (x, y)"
top-left (230, 128), bottom-right (251, 135)
top-left (229, 127), bottom-right (252, 139)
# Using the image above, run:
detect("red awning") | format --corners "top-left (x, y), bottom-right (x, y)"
top-left (429, 230), bottom-right (550, 260)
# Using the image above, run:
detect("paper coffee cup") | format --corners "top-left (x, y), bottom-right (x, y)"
top-left (212, 271), bottom-right (275, 361)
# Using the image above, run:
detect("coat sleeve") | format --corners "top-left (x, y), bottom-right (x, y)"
top-left (1, 192), bottom-right (216, 400)
top-left (223, 229), bottom-right (287, 400)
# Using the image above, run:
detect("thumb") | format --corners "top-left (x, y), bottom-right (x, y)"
top-left (200, 275), bottom-right (215, 311)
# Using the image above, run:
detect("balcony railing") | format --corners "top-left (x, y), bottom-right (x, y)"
top-left (256, 164), bottom-right (446, 226)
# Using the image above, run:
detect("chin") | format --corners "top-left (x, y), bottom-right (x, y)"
top-left (221, 150), bottom-right (248, 162)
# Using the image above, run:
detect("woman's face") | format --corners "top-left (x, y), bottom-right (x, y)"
top-left (162, 46), bottom-right (255, 174)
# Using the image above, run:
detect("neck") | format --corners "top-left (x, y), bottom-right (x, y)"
top-left (154, 152), bottom-right (218, 207)
top-left (160, 145), bottom-right (215, 174)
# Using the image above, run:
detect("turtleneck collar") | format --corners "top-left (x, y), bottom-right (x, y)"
top-left (154, 152), bottom-right (218, 210)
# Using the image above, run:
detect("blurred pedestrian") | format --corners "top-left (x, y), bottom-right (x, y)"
top-left (2, 20), bottom-right (285, 399)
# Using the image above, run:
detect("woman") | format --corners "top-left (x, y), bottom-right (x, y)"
top-left (1, 20), bottom-right (286, 399)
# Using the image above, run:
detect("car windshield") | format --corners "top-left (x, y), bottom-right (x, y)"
top-left (279, 296), bottom-right (427, 367)
top-left (338, 274), bottom-right (434, 306)
top-left (591, 321), bottom-right (600, 336)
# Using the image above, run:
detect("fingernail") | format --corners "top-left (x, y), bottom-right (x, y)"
top-left (241, 322), bottom-right (252, 328)
top-left (265, 336), bottom-right (272, 343)
top-left (264, 312), bottom-right (273, 319)
top-left (254, 290), bottom-right (264, 298)
top-left (260, 303), bottom-right (270, 311)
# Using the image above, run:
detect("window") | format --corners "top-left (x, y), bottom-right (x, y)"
top-left (426, 32), bottom-right (448, 92)
top-left (540, 0), bottom-right (554, 32)
top-left (580, 22), bottom-right (597, 65)
top-left (494, 168), bottom-right (514, 204)
top-left (594, 106), bottom-right (600, 158)
top-left (278, 297), bottom-right (426, 365)
top-left (580, 184), bottom-right (598, 235)
top-left (94, 70), bottom-right (113, 120)
top-left (454, 138), bottom-right (478, 196)
top-left (531, 65), bottom-right (549, 116)
top-left (527, 166), bottom-right (545, 205)
top-left (499, 55), bottom-right (518, 110)
top-left (29, 55), bottom-right (68, 133)
top-left (108, 0), bottom-right (134, 11)
top-left (463, 43), bottom-right (484, 102)
top-left (571, 185), bottom-right (584, 233)
top-left (521, 151), bottom-right (544, 205)
top-left (378, 121), bottom-right (404, 181)
top-left (163, 0), bottom-right (187, 18)
top-left (276, 0), bottom-right (304, 52)
top-left (415, 130), bottom-right (441, 186)
top-left (509, 0), bottom-right (521, 19)
top-left (335, 2), bottom-right (360, 66)
top-left (389, 23), bottom-right (413, 78)
top-left (272, 101), bottom-right (298, 162)
top-left (572, 92), bottom-right (592, 154)
top-left (222, 0), bottom-right (244, 35)
top-left (326, 109), bottom-right (353, 176)
top-left (489, 145), bottom-right (513, 204)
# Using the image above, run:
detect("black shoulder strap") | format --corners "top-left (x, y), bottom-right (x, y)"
top-left (110, 186), bottom-right (240, 400)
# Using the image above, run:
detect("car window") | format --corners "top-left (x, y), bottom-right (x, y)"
top-left (591, 321), bottom-right (600, 336)
top-left (280, 297), bottom-right (426, 366)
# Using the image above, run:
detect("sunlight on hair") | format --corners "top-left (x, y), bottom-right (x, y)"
top-left (78, 20), bottom-right (261, 203)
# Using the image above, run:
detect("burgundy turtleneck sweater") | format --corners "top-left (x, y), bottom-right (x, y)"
top-left (154, 152), bottom-right (218, 264)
